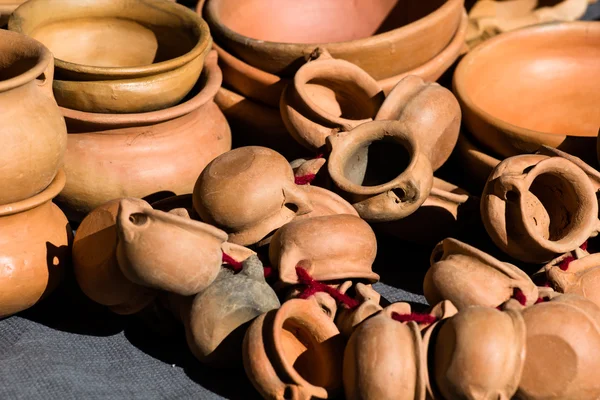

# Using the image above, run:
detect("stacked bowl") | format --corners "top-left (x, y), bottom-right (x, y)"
top-left (8, 0), bottom-right (232, 221)
top-left (196, 0), bottom-right (468, 157)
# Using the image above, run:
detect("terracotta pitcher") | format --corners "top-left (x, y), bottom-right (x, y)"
top-left (327, 120), bottom-right (434, 222)
top-left (193, 146), bottom-right (313, 246)
top-left (425, 238), bottom-right (539, 309)
top-left (243, 298), bottom-right (345, 399)
top-left (518, 294), bottom-right (600, 400)
top-left (184, 255), bottom-right (280, 367)
top-left (0, 29), bottom-right (66, 205)
top-left (481, 154), bottom-right (600, 263)
top-left (116, 198), bottom-right (230, 296)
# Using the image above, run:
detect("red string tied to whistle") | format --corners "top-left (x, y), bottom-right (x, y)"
top-left (391, 312), bottom-right (438, 325)
top-left (295, 266), bottom-right (359, 309)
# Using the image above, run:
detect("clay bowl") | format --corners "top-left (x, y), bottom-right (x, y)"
top-left (203, 0), bottom-right (464, 79)
top-left (212, 11), bottom-right (468, 109)
top-left (9, 0), bottom-right (211, 113)
top-left (454, 21), bottom-right (600, 160)
top-left (0, 1), bottom-right (25, 26)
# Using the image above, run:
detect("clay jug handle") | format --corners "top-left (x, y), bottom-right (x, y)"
top-left (37, 50), bottom-right (56, 99)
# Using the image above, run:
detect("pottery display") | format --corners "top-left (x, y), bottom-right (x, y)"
top-left (56, 51), bottom-right (231, 221)
top-left (243, 298), bottom-right (345, 399)
top-left (10, 0), bottom-right (213, 113)
top-left (0, 170), bottom-right (71, 318)
top-left (481, 154), bottom-right (600, 263)
top-left (0, 29), bottom-right (67, 205)
top-left (327, 120), bottom-right (434, 222)
top-left (203, 0), bottom-right (464, 79)
top-left (454, 21), bottom-right (600, 163)
top-left (184, 255), bottom-right (280, 367)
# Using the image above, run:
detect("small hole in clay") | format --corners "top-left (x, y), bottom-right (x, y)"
top-left (36, 72), bottom-right (47, 85)
top-left (128, 213), bottom-right (148, 226)
top-left (283, 387), bottom-right (294, 400)
top-left (52, 256), bottom-right (60, 266)
top-left (284, 203), bottom-right (299, 213)
top-left (506, 190), bottom-right (519, 203)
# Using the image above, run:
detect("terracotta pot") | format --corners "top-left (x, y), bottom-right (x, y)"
top-left (0, 29), bottom-right (67, 205)
top-left (343, 311), bottom-right (425, 400)
top-left (543, 251), bottom-right (600, 309)
top-left (453, 22), bottom-right (600, 162)
top-left (518, 294), bottom-right (600, 400)
top-left (425, 238), bottom-right (539, 310)
top-left (327, 120), bottom-right (434, 222)
top-left (433, 307), bottom-right (526, 400)
top-left (269, 214), bottom-right (380, 286)
top-left (243, 298), bottom-right (345, 399)
top-left (10, 0), bottom-right (212, 113)
top-left (0, 170), bottom-right (71, 318)
top-left (481, 154), bottom-right (600, 263)
top-left (56, 51), bottom-right (231, 221)
top-left (454, 130), bottom-right (501, 193)
top-left (204, 0), bottom-right (464, 80)
top-left (193, 146), bottom-right (313, 246)
top-left (115, 198), bottom-right (231, 296)
top-left (184, 255), bottom-right (280, 367)
top-left (72, 198), bottom-right (158, 315)
top-left (213, 11), bottom-right (468, 109)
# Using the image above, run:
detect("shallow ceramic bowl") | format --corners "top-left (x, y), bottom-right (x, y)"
top-left (203, 0), bottom-right (464, 79)
top-left (454, 21), bottom-right (600, 159)
top-left (9, 0), bottom-right (211, 113)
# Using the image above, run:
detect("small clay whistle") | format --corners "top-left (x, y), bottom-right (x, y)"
top-left (425, 238), bottom-right (539, 309)
top-left (327, 120), bottom-right (434, 222)
top-left (481, 154), bottom-right (600, 263)
top-left (243, 298), bottom-right (345, 399)
top-left (335, 282), bottom-right (382, 337)
top-left (184, 255), bottom-right (280, 367)
top-left (193, 146), bottom-right (313, 246)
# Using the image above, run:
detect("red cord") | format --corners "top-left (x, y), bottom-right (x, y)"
top-left (391, 312), bottom-right (437, 325)
top-left (294, 174), bottom-right (317, 185)
top-left (295, 266), bottom-right (359, 309)
top-left (222, 252), bottom-right (243, 273)
top-left (512, 288), bottom-right (527, 306)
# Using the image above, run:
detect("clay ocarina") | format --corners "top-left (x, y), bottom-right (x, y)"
top-left (425, 238), bottom-right (538, 309)
top-left (193, 146), bottom-right (313, 246)
top-left (243, 298), bottom-right (345, 399)
top-left (375, 75), bottom-right (461, 171)
top-left (327, 120), bottom-right (434, 222)
top-left (116, 198), bottom-right (243, 296)
top-left (481, 154), bottom-right (600, 263)
top-left (269, 214), bottom-right (379, 286)
top-left (343, 311), bottom-right (425, 400)
top-left (433, 307), bottom-right (526, 400)
top-left (336, 282), bottom-right (383, 337)
top-left (280, 48), bottom-right (385, 151)
top-left (543, 250), bottom-right (600, 308)
top-left (73, 198), bottom-right (157, 315)
top-left (518, 294), bottom-right (600, 400)
top-left (184, 255), bottom-right (280, 367)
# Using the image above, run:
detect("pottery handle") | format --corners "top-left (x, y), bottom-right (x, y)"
top-left (491, 173), bottom-right (529, 201)
top-left (389, 151), bottom-right (434, 207)
top-left (36, 52), bottom-right (55, 99)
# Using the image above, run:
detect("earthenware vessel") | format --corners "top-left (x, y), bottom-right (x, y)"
top-left (0, 29), bottom-right (66, 205)
top-left (481, 154), bottom-right (600, 263)
top-left (193, 146), bottom-right (313, 246)
top-left (343, 311), bottom-right (426, 400)
top-left (243, 298), bottom-right (345, 399)
top-left (73, 198), bottom-right (158, 315)
top-left (204, 0), bottom-right (464, 79)
top-left (115, 199), bottom-right (229, 296)
top-left (10, 0), bottom-right (212, 113)
top-left (335, 283), bottom-right (382, 337)
top-left (433, 307), bottom-right (526, 400)
top-left (56, 51), bottom-right (231, 221)
top-left (454, 22), bottom-right (600, 163)
top-left (0, 171), bottom-right (71, 318)
top-left (269, 214), bottom-right (380, 286)
top-left (184, 255), bottom-right (280, 367)
top-left (327, 120), bottom-right (433, 222)
top-left (518, 294), bottom-right (600, 400)
top-left (425, 238), bottom-right (539, 309)
top-left (212, 12), bottom-right (468, 107)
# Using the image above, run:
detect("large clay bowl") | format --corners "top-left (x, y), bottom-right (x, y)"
top-left (56, 51), bottom-right (231, 221)
top-left (9, 0), bottom-right (211, 113)
top-left (214, 12), bottom-right (468, 108)
top-left (0, 170), bottom-right (71, 318)
top-left (454, 21), bottom-right (600, 160)
top-left (203, 0), bottom-right (464, 79)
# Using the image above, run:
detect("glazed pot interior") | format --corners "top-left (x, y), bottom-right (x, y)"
top-left (213, 0), bottom-right (446, 44)
top-left (343, 137), bottom-right (411, 187)
top-left (459, 24), bottom-right (600, 137)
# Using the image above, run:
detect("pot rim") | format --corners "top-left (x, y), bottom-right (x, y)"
top-left (59, 50), bottom-right (222, 127)
top-left (0, 29), bottom-right (52, 93)
top-left (453, 21), bottom-right (600, 141)
top-left (0, 169), bottom-right (65, 216)
top-left (9, 0), bottom-right (211, 78)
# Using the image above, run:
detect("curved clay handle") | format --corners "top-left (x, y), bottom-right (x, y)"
top-left (37, 51), bottom-right (56, 99)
